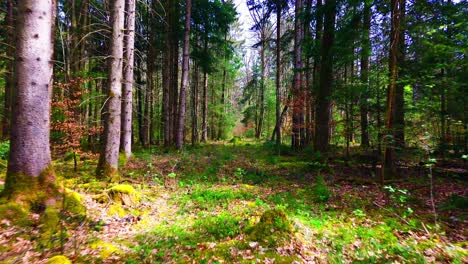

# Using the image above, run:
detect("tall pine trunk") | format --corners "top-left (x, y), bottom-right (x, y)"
top-left (176, 0), bottom-right (192, 149)
top-left (394, 0), bottom-right (406, 149)
top-left (275, 0), bottom-right (282, 150)
top-left (314, 0), bottom-right (335, 154)
top-left (2, 0), bottom-right (14, 139)
top-left (382, 0), bottom-right (402, 181)
top-left (360, 0), bottom-right (371, 148)
top-left (120, 0), bottom-right (136, 158)
top-left (292, 0), bottom-right (304, 150)
top-left (97, 0), bottom-right (125, 180)
top-left (3, 0), bottom-right (56, 200)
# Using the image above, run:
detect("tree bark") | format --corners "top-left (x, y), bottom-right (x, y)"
top-left (2, 0), bottom-right (15, 139)
top-left (314, 0), bottom-right (336, 154)
top-left (3, 0), bottom-right (56, 199)
top-left (275, 0), bottom-right (282, 150)
top-left (97, 0), bottom-right (125, 180)
top-left (292, 0), bottom-right (304, 150)
top-left (176, 0), bottom-right (192, 149)
top-left (191, 63), bottom-right (199, 145)
top-left (382, 0), bottom-right (402, 181)
top-left (394, 0), bottom-right (406, 149)
top-left (360, 0), bottom-right (371, 148)
top-left (120, 0), bottom-right (136, 158)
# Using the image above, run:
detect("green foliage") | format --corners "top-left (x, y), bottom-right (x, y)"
top-left (312, 176), bottom-right (331, 202)
top-left (194, 212), bottom-right (241, 239)
top-left (0, 140), bottom-right (10, 160)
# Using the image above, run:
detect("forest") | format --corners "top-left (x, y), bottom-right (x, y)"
top-left (0, 0), bottom-right (466, 263)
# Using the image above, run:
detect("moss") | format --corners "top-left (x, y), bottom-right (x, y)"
top-left (64, 188), bottom-right (86, 218)
top-left (0, 202), bottom-right (31, 226)
top-left (96, 161), bottom-right (120, 183)
top-left (90, 240), bottom-right (122, 259)
top-left (247, 208), bottom-right (293, 246)
top-left (39, 206), bottom-right (62, 249)
top-left (107, 204), bottom-right (126, 217)
top-left (92, 192), bottom-right (109, 203)
top-left (118, 152), bottom-right (129, 167)
top-left (1, 165), bottom-right (58, 206)
top-left (108, 184), bottom-right (140, 206)
top-left (46, 255), bottom-right (72, 264)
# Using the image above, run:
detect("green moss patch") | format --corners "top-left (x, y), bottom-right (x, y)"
top-left (247, 208), bottom-right (293, 246)
top-left (46, 255), bottom-right (72, 264)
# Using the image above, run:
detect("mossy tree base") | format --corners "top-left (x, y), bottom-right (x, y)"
top-left (1, 165), bottom-right (58, 211)
top-left (96, 161), bottom-right (120, 183)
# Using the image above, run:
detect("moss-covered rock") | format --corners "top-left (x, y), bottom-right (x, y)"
top-left (108, 184), bottom-right (140, 206)
top-left (247, 208), bottom-right (293, 246)
top-left (46, 255), bottom-right (72, 264)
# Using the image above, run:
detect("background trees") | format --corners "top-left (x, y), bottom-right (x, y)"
top-left (0, 0), bottom-right (465, 186)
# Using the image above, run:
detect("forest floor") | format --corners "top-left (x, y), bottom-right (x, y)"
top-left (0, 140), bottom-right (467, 263)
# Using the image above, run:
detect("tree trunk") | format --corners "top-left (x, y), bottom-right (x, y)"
top-left (314, 0), bottom-right (336, 154)
top-left (275, 0), bottom-right (282, 150)
top-left (201, 72), bottom-right (208, 142)
top-left (2, 0), bottom-right (15, 139)
top-left (292, 0), bottom-right (304, 150)
top-left (191, 63), bottom-right (199, 145)
top-left (394, 0), bottom-right (406, 149)
top-left (382, 0), bottom-right (402, 181)
top-left (176, 0), bottom-right (192, 149)
top-left (163, 0), bottom-right (172, 147)
top-left (3, 0), bottom-right (56, 200)
top-left (97, 0), bottom-right (125, 180)
top-left (360, 0), bottom-right (370, 148)
top-left (120, 0), bottom-right (136, 158)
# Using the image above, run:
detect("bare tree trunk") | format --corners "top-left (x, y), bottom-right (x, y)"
top-left (176, 0), bottom-right (192, 149)
top-left (382, 0), bottom-right (402, 181)
top-left (394, 0), bottom-right (406, 149)
top-left (3, 0), bottom-right (56, 200)
top-left (360, 0), bottom-right (370, 148)
top-left (256, 31), bottom-right (266, 139)
top-left (201, 72), bottom-right (208, 142)
top-left (191, 63), bottom-right (199, 145)
top-left (97, 0), bottom-right (125, 180)
top-left (163, 0), bottom-right (172, 147)
top-left (120, 0), bottom-right (135, 158)
top-left (2, 0), bottom-right (15, 139)
top-left (292, 0), bottom-right (304, 150)
top-left (275, 0), bottom-right (282, 150)
top-left (314, 0), bottom-right (335, 154)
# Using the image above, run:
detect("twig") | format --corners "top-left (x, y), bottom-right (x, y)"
top-left (372, 201), bottom-right (411, 226)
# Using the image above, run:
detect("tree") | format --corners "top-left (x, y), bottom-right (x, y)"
top-left (382, 0), bottom-right (403, 180)
top-left (176, 0), bottom-right (193, 149)
top-left (2, 0), bottom-right (14, 139)
top-left (97, 0), bottom-right (125, 180)
top-left (2, 0), bottom-right (57, 201)
top-left (291, 0), bottom-right (304, 150)
top-left (120, 0), bottom-right (136, 158)
top-left (314, 0), bottom-right (336, 154)
top-left (359, 0), bottom-right (371, 148)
